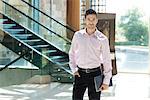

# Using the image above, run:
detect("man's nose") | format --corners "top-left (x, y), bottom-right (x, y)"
top-left (89, 21), bottom-right (93, 24)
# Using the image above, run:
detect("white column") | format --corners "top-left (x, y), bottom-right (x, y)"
top-left (149, 17), bottom-right (150, 74)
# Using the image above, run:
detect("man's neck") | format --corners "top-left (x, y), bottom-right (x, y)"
top-left (86, 28), bottom-right (96, 35)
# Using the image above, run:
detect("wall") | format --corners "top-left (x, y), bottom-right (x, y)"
top-left (67, 0), bottom-right (80, 39)
top-left (0, 68), bottom-right (38, 87)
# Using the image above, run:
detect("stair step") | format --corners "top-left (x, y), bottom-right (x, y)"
top-left (0, 24), bottom-right (16, 28)
top-left (0, 19), bottom-right (8, 23)
top-left (0, 23), bottom-right (15, 26)
top-left (5, 29), bottom-right (24, 32)
top-left (32, 45), bottom-right (49, 48)
top-left (13, 34), bottom-right (33, 39)
top-left (22, 39), bottom-right (41, 42)
top-left (13, 34), bottom-right (33, 37)
top-left (50, 55), bottom-right (65, 60)
top-left (57, 62), bottom-right (69, 66)
top-left (55, 65), bottom-right (70, 70)
top-left (14, 34), bottom-right (33, 39)
top-left (42, 50), bottom-right (57, 54)
top-left (54, 59), bottom-right (69, 64)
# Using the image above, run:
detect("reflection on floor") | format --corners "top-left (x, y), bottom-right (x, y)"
top-left (0, 73), bottom-right (150, 100)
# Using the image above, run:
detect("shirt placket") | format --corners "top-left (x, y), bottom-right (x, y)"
top-left (84, 35), bottom-right (89, 68)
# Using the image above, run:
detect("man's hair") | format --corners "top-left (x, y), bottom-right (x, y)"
top-left (85, 9), bottom-right (97, 18)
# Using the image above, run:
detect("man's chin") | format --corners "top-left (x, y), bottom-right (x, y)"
top-left (88, 27), bottom-right (95, 29)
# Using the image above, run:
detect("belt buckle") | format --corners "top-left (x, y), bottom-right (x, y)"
top-left (85, 69), bottom-right (90, 73)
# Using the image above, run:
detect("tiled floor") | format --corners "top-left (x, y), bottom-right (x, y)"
top-left (0, 73), bottom-right (150, 100)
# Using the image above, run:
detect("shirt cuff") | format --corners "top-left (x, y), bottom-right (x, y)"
top-left (103, 76), bottom-right (111, 85)
top-left (71, 67), bottom-right (78, 74)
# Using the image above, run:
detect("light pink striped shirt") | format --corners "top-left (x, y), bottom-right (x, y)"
top-left (69, 29), bottom-right (112, 85)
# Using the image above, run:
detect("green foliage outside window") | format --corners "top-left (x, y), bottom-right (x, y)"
top-left (118, 8), bottom-right (148, 46)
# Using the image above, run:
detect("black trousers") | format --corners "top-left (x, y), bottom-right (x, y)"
top-left (73, 69), bottom-right (101, 100)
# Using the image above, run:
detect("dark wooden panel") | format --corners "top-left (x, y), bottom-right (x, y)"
top-left (67, 0), bottom-right (80, 40)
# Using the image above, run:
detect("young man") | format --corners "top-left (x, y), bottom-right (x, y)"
top-left (69, 9), bottom-right (112, 100)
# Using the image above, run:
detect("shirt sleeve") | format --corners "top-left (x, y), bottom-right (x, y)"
top-left (101, 37), bottom-right (112, 85)
top-left (69, 33), bottom-right (78, 74)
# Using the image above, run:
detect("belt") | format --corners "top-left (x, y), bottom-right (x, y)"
top-left (78, 66), bottom-right (100, 73)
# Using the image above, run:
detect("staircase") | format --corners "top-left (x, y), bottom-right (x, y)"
top-left (0, 0), bottom-right (74, 83)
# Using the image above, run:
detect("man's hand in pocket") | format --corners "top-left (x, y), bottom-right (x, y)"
top-left (74, 71), bottom-right (80, 77)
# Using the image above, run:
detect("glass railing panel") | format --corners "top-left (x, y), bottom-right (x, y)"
top-left (38, 26), bottom-right (71, 53)
top-left (1, 1), bottom-right (71, 53)
top-left (22, 0), bottom-right (52, 17)
top-left (0, 44), bottom-right (38, 69)
top-left (4, 0), bottom-right (74, 42)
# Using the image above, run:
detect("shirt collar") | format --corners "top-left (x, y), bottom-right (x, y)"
top-left (81, 28), bottom-right (99, 37)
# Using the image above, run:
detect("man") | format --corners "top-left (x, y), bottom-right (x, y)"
top-left (69, 9), bottom-right (112, 100)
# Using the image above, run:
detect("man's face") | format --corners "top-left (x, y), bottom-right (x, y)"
top-left (85, 14), bottom-right (98, 30)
